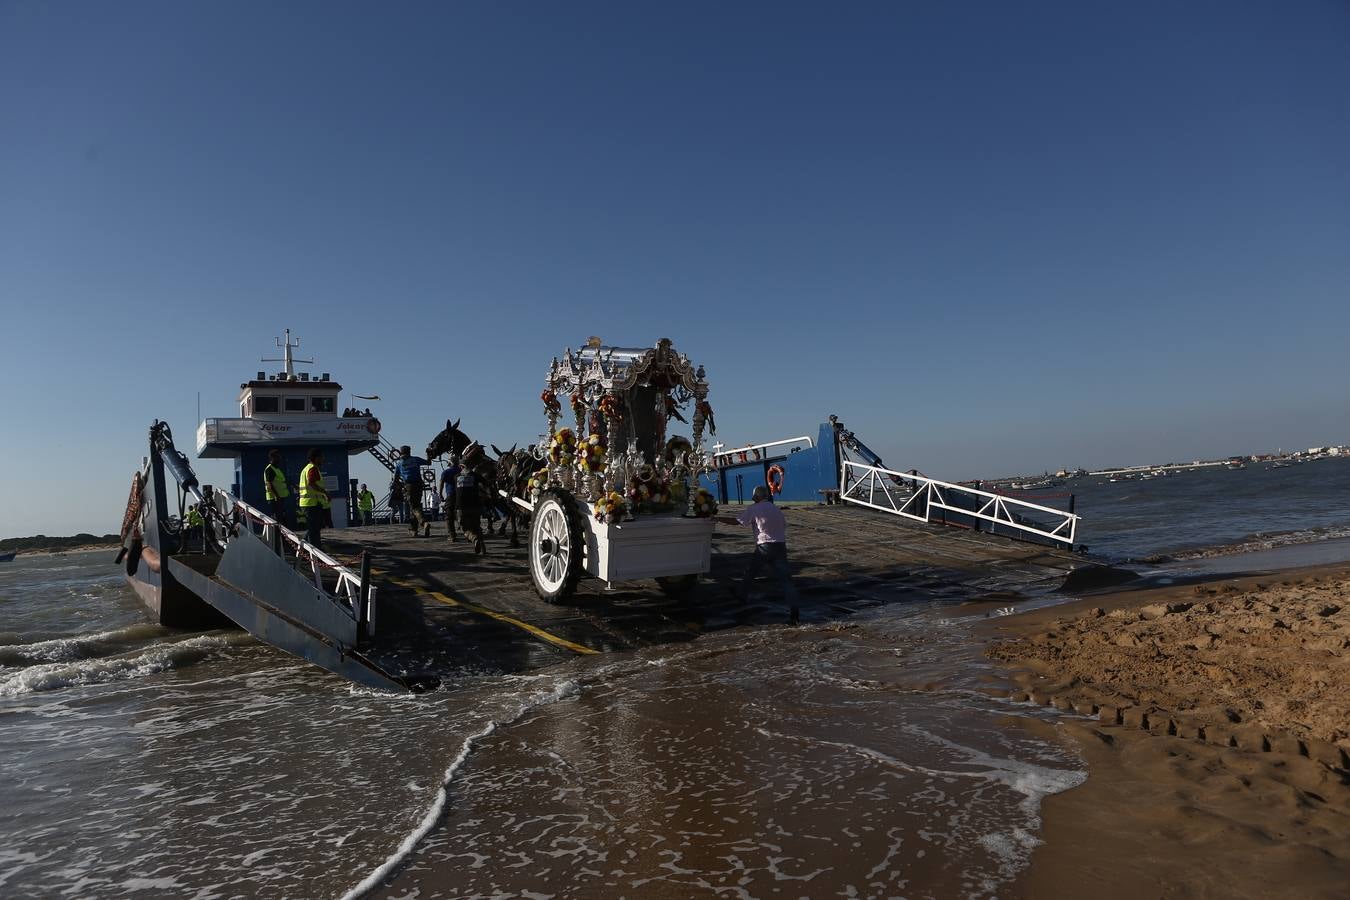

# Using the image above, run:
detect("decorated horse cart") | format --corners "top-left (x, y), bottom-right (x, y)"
top-left (516, 338), bottom-right (719, 601)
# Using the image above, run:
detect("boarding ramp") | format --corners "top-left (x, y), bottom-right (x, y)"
top-left (215, 493), bottom-right (377, 635)
top-left (839, 459), bottom-right (1079, 547)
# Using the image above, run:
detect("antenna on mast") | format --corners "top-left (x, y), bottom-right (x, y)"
top-left (262, 329), bottom-right (314, 380)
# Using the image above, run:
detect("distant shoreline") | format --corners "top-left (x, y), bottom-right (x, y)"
top-left (2, 534), bottom-right (120, 557)
top-left (13, 543), bottom-right (118, 558)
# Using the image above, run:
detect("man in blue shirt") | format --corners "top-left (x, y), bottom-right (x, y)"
top-left (438, 454), bottom-right (462, 542)
top-left (394, 445), bottom-right (428, 537)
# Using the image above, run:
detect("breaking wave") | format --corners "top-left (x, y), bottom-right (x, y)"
top-left (0, 634), bottom-right (243, 697)
top-left (0, 624), bottom-right (171, 667)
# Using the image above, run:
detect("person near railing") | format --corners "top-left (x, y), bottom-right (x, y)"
top-left (299, 448), bottom-right (332, 550)
top-left (264, 448), bottom-right (293, 528)
top-left (716, 485), bottom-right (799, 612)
top-left (357, 483), bottom-right (375, 525)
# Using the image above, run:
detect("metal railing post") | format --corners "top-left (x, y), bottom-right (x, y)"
top-left (357, 552), bottom-right (371, 643)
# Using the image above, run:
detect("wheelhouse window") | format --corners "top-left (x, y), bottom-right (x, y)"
top-left (284, 397), bottom-right (306, 412)
top-left (311, 396), bottom-right (335, 413)
top-left (253, 396), bottom-right (280, 413)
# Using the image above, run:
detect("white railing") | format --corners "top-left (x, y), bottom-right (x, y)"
top-left (710, 435), bottom-right (814, 467)
top-left (840, 461), bottom-right (1079, 546)
top-left (212, 492), bottom-right (376, 627)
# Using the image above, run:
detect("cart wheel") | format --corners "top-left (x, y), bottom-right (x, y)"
top-left (529, 488), bottom-right (584, 602)
top-left (656, 574), bottom-right (699, 598)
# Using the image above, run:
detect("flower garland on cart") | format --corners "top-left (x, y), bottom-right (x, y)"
top-left (592, 491), bottom-right (627, 524)
top-left (527, 467), bottom-right (551, 497)
top-left (625, 463), bottom-right (674, 515)
top-left (577, 433), bottom-right (607, 473)
top-left (548, 428), bottom-right (577, 466)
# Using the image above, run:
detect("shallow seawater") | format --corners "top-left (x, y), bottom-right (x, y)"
top-left (1068, 457), bottom-right (1350, 561)
top-left (0, 551), bottom-right (1082, 899)
top-left (377, 620), bottom-right (1083, 900)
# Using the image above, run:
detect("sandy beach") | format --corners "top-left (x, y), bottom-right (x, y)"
top-left (12, 543), bottom-right (117, 558)
top-left (988, 565), bottom-right (1350, 899)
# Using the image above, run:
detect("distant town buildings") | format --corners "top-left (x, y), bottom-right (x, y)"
top-left (1034, 442), bottom-right (1348, 483)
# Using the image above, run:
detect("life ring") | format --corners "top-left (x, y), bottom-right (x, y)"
top-left (766, 464), bottom-right (785, 495)
top-left (367, 418), bottom-right (382, 435)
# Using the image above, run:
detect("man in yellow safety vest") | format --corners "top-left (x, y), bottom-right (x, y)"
top-left (298, 447), bottom-right (331, 549)
top-left (264, 448), bottom-right (292, 527)
top-left (185, 506), bottom-right (204, 542)
top-left (357, 483), bottom-right (376, 525)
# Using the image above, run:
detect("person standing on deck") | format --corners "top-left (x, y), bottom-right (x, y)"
top-left (357, 483), bottom-right (375, 525)
top-left (184, 506), bottom-right (204, 543)
top-left (388, 474), bottom-right (404, 524)
top-left (455, 464), bottom-right (487, 555)
top-left (438, 454), bottom-right (462, 542)
top-left (298, 448), bottom-right (331, 550)
top-left (394, 445), bottom-right (428, 536)
top-left (717, 485), bottom-right (799, 610)
top-left (264, 449), bottom-right (292, 528)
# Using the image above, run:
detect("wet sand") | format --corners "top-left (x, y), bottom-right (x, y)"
top-left (988, 565), bottom-right (1350, 899)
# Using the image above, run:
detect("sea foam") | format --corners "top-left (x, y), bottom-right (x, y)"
top-left (338, 677), bottom-right (581, 900)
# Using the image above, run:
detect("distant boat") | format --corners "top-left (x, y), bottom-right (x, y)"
top-left (1269, 461), bottom-right (1293, 469)
top-left (0, 551), bottom-right (15, 563)
top-left (1226, 462), bottom-right (1246, 470)
top-left (1007, 478), bottom-right (1063, 491)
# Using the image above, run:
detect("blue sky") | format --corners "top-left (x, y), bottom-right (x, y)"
top-left (2, 2), bottom-right (1347, 538)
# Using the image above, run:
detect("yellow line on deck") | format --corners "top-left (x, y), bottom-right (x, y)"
top-left (376, 571), bottom-right (599, 656)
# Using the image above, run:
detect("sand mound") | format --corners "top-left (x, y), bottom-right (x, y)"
top-left (991, 569), bottom-right (1350, 899)
top-left (992, 574), bottom-right (1348, 748)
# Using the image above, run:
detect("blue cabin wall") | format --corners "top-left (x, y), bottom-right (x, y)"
top-left (699, 423), bottom-right (839, 504)
top-left (231, 445), bottom-right (353, 526)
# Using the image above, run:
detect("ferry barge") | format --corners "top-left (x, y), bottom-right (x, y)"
top-left (116, 333), bottom-right (1092, 691)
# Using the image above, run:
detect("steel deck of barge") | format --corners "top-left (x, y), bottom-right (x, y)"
top-left (326, 504), bottom-right (1096, 684)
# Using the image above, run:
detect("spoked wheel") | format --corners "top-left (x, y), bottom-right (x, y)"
top-left (529, 488), bottom-right (584, 602)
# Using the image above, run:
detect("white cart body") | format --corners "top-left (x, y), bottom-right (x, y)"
top-left (583, 509), bottom-right (713, 585)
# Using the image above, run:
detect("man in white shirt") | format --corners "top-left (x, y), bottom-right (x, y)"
top-left (718, 485), bottom-right (799, 610)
